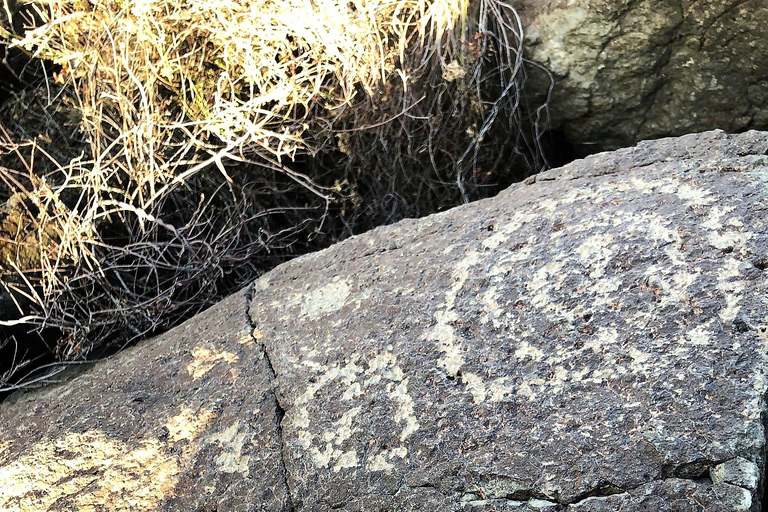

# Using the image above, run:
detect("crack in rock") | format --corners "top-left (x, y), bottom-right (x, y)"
top-left (245, 284), bottom-right (296, 512)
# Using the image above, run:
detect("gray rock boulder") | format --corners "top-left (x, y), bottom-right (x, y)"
top-left (519, 0), bottom-right (768, 152)
top-left (1, 130), bottom-right (768, 511)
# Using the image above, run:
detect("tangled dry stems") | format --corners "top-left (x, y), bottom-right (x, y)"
top-left (0, 0), bottom-right (548, 391)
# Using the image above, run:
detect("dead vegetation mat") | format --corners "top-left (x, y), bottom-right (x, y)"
top-left (0, 0), bottom-right (549, 391)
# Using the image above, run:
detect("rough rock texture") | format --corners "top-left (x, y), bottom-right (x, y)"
top-left (0, 290), bottom-right (290, 511)
top-left (1, 130), bottom-right (768, 510)
top-left (518, 0), bottom-right (768, 152)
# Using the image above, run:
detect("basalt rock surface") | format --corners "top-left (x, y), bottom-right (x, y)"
top-left (518, 0), bottom-right (768, 153)
top-left (1, 130), bottom-right (768, 511)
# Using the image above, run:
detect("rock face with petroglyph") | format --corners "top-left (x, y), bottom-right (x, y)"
top-left (517, 0), bottom-right (768, 152)
top-left (1, 130), bottom-right (768, 510)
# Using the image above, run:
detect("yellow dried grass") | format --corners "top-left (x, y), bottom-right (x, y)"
top-left (0, 0), bottom-right (540, 390)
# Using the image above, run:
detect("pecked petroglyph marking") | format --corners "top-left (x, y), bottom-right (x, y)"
top-left (279, 171), bottom-right (761, 480)
top-left (423, 250), bottom-right (481, 377)
top-left (366, 446), bottom-right (407, 473)
top-left (291, 350), bottom-right (419, 474)
top-left (702, 206), bottom-right (753, 253)
top-left (673, 183), bottom-right (715, 207)
top-left (204, 421), bottom-right (251, 475)
top-left (429, 311), bottom-right (465, 377)
top-left (526, 260), bottom-right (566, 311)
top-left (0, 441), bottom-right (10, 463)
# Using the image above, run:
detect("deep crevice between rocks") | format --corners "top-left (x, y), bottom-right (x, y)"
top-left (244, 284), bottom-right (296, 512)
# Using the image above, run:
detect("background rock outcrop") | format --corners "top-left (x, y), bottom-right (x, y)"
top-left (519, 0), bottom-right (768, 152)
top-left (1, 130), bottom-right (767, 510)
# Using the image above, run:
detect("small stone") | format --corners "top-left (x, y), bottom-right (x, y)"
top-left (527, 498), bottom-right (559, 511)
top-left (710, 457), bottom-right (759, 491)
top-left (711, 483), bottom-right (752, 512)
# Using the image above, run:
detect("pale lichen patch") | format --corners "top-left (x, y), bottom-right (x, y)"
top-left (187, 346), bottom-right (239, 380)
top-left (711, 457), bottom-right (760, 490)
top-left (576, 234), bottom-right (616, 278)
top-left (165, 405), bottom-right (217, 442)
top-left (525, 4), bottom-right (599, 84)
top-left (253, 276), bottom-right (270, 291)
top-left (0, 431), bottom-right (184, 510)
top-left (684, 323), bottom-right (713, 346)
top-left (666, 182), bottom-right (715, 207)
top-left (297, 279), bottom-right (352, 319)
top-left (461, 372), bottom-right (487, 404)
top-left (742, 373), bottom-right (768, 422)
top-left (514, 340), bottom-right (545, 362)
top-left (466, 475), bottom-right (539, 502)
top-left (718, 258), bottom-right (746, 322)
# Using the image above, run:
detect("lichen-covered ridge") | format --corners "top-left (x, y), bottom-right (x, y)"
top-left (0, 130), bottom-right (766, 511)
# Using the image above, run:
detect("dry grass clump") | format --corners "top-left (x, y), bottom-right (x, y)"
top-left (0, 0), bottom-right (546, 391)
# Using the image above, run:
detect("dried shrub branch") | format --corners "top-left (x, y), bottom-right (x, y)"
top-left (0, 0), bottom-right (549, 392)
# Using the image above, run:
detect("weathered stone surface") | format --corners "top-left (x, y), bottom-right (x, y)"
top-left (247, 129), bottom-right (768, 510)
top-left (518, 0), bottom-right (768, 152)
top-left (1, 130), bottom-right (768, 510)
top-left (0, 290), bottom-right (290, 511)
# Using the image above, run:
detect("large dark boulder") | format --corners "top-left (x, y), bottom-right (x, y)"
top-left (518, 0), bottom-right (768, 152)
top-left (1, 130), bottom-right (767, 510)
